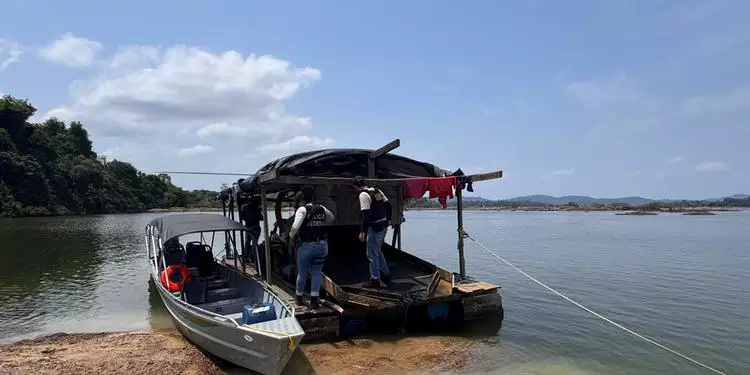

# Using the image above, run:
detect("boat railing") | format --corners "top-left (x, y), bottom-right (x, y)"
top-left (146, 225), bottom-right (295, 325)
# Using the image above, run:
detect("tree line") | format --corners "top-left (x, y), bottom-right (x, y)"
top-left (0, 95), bottom-right (219, 217)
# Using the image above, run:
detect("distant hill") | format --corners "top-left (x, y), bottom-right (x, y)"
top-left (506, 195), bottom-right (653, 206)
top-left (459, 196), bottom-right (489, 202)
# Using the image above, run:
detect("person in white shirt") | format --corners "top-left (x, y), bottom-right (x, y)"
top-left (289, 187), bottom-right (335, 309)
top-left (353, 176), bottom-right (392, 288)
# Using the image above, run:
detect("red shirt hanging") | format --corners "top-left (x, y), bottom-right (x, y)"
top-left (427, 177), bottom-right (456, 208)
top-left (403, 178), bottom-right (428, 198)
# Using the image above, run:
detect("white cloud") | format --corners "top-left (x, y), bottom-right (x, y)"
top-left (682, 87), bottom-right (750, 116)
top-left (0, 38), bottom-right (24, 70)
top-left (43, 45), bottom-right (321, 140)
top-left (177, 144), bottom-right (214, 157)
top-left (38, 33), bottom-right (103, 68)
top-left (36, 37), bottom-right (329, 179)
top-left (668, 156), bottom-right (685, 163)
top-left (565, 73), bottom-right (639, 109)
top-left (695, 161), bottom-right (729, 172)
top-left (196, 122), bottom-right (247, 138)
top-left (258, 135), bottom-right (335, 154)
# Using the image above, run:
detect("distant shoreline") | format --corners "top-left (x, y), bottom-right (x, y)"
top-left (146, 207), bottom-right (223, 213)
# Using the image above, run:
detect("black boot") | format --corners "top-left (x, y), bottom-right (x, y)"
top-left (382, 273), bottom-right (392, 286)
top-left (310, 296), bottom-right (319, 309)
top-left (295, 295), bottom-right (304, 306)
top-left (366, 278), bottom-right (382, 288)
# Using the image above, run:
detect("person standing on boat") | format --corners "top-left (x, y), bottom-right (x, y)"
top-left (353, 176), bottom-right (392, 288)
top-left (289, 186), bottom-right (335, 309)
top-left (239, 195), bottom-right (263, 265)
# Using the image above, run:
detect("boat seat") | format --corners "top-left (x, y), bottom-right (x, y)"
top-left (197, 297), bottom-right (249, 315)
top-left (207, 279), bottom-right (229, 290)
top-left (206, 287), bottom-right (241, 302)
top-left (164, 248), bottom-right (185, 266)
top-left (185, 241), bottom-right (204, 269)
top-left (183, 275), bottom-right (207, 304)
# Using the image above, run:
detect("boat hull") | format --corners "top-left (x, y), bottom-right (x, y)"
top-left (152, 274), bottom-right (302, 375)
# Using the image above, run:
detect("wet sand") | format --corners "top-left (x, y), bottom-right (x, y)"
top-left (0, 329), bottom-right (480, 375)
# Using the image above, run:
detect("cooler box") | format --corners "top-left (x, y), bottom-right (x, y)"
top-left (241, 303), bottom-right (277, 325)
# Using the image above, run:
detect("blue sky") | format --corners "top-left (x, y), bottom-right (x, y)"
top-left (1, 0), bottom-right (748, 200)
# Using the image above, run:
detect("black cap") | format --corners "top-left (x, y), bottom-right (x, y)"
top-left (294, 191), bottom-right (304, 204)
top-left (353, 176), bottom-right (366, 187)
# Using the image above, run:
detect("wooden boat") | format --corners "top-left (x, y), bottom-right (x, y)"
top-left (144, 213), bottom-right (304, 375)
top-left (219, 139), bottom-right (505, 340)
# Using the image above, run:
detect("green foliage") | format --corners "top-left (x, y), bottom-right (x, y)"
top-left (0, 94), bottom-right (220, 217)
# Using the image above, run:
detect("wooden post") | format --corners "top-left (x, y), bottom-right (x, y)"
top-left (368, 139), bottom-right (401, 178)
top-left (456, 178), bottom-right (466, 278)
top-left (260, 187), bottom-right (272, 284)
top-left (396, 187), bottom-right (403, 250)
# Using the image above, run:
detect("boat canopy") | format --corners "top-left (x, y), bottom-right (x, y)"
top-left (238, 148), bottom-right (452, 194)
top-left (148, 213), bottom-right (248, 246)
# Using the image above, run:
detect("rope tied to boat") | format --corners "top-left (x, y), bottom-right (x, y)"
top-left (463, 232), bottom-right (729, 375)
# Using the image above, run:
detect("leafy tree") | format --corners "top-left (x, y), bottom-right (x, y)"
top-left (0, 94), bottom-right (220, 217)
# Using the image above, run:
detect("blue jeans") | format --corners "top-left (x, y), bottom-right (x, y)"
top-left (366, 227), bottom-right (390, 280)
top-left (296, 240), bottom-right (328, 297)
top-left (244, 231), bottom-right (259, 264)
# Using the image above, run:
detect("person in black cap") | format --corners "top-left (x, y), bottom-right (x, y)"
top-left (353, 176), bottom-right (392, 288)
top-left (289, 186), bottom-right (335, 309)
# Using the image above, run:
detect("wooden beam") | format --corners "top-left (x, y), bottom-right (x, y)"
top-left (456, 181), bottom-right (466, 278)
top-left (258, 170), bottom-right (278, 184)
top-left (368, 139), bottom-right (400, 178)
top-left (259, 170), bottom-right (502, 187)
top-left (260, 187), bottom-right (272, 284)
top-left (369, 139), bottom-right (401, 159)
top-left (426, 271), bottom-right (441, 298)
top-left (466, 171), bottom-right (503, 182)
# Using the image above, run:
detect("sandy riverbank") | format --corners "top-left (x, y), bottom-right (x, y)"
top-left (0, 329), bottom-right (479, 375)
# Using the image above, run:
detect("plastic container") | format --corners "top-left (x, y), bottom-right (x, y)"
top-left (241, 303), bottom-right (277, 325)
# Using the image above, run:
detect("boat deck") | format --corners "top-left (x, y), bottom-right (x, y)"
top-left (222, 250), bottom-right (502, 342)
top-left (222, 258), bottom-right (342, 341)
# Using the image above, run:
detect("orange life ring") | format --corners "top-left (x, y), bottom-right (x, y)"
top-left (160, 264), bottom-right (190, 292)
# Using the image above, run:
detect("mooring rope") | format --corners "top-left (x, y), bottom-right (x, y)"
top-left (463, 232), bottom-right (729, 375)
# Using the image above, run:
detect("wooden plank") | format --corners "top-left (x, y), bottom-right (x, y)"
top-left (260, 187), bottom-right (272, 284)
top-left (369, 139), bottom-right (400, 159)
top-left (455, 281), bottom-right (499, 295)
top-left (456, 182), bottom-right (466, 278)
top-left (258, 170), bottom-right (278, 183)
top-left (467, 171), bottom-right (503, 182)
top-left (368, 160), bottom-right (375, 179)
top-left (426, 271), bottom-right (441, 298)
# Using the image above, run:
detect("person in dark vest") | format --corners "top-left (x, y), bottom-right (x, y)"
top-left (239, 195), bottom-right (263, 265)
top-left (353, 176), bottom-right (392, 288)
top-left (289, 186), bottom-right (335, 309)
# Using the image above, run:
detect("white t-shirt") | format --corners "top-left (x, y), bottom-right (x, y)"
top-left (359, 187), bottom-right (388, 211)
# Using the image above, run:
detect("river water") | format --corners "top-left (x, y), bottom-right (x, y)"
top-left (0, 211), bottom-right (747, 374)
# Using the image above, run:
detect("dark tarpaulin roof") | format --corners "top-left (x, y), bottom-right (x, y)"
top-left (148, 213), bottom-right (247, 245)
top-left (238, 148), bottom-right (452, 193)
